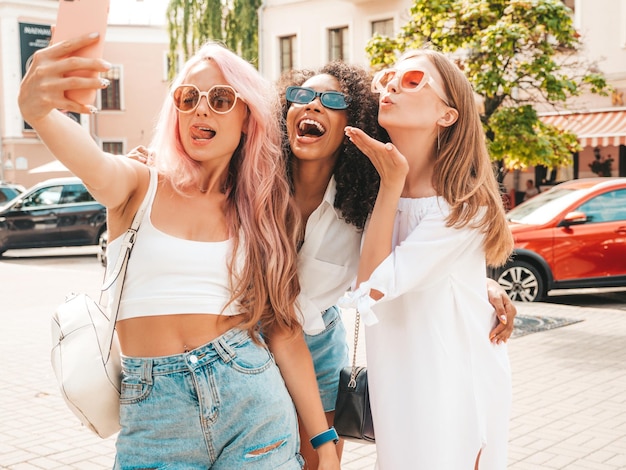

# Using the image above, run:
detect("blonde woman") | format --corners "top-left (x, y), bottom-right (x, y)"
top-left (343, 49), bottom-right (514, 469)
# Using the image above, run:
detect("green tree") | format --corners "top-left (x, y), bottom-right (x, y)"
top-left (166, 0), bottom-right (260, 79)
top-left (366, 0), bottom-right (609, 179)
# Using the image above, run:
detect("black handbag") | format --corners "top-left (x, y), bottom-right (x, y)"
top-left (333, 311), bottom-right (375, 443)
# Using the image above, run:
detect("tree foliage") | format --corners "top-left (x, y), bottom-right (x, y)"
top-left (365, 0), bottom-right (610, 175)
top-left (166, 0), bottom-right (261, 79)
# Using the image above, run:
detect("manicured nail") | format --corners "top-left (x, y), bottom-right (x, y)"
top-left (499, 314), bottom-right (507, 324)
top-left (88, 32), bottom-right (100, 39)
top-left (87, 105), bottom-right (98, 114)
top-left (100, 78), bottom-right (110, 88)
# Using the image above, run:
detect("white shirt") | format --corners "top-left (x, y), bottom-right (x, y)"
top-left (341, 197), bottom-right (511, 469)
top-left (297, 177), bottom-right (362, 334)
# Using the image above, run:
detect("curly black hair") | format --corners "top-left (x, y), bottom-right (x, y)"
top-left (277, 61), bottom-right (387, 230)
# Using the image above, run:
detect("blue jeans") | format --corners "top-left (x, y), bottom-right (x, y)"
top-left (114, 328), bottom-right (303, 469)
top-left (304, 305), bottom-right (350, 412)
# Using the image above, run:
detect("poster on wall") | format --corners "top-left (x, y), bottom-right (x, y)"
top-left (19, 22), bottom-right (81, 130)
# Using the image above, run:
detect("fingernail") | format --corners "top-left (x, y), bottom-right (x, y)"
top-left (499, 315), bottom-right (507, 324)
top-left (100, 78), bottom-right (110, 88)
top-left (88, 32), bottom-right (100, 39)
top-left (87, 105), bottom-right (98, 114)
top-left (385, 143), bottom-right (393, 151)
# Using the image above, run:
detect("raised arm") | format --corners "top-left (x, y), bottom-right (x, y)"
top-left (18, 33), bottom-right (141, 210)
top-left (344, 126), bottom-right (408, 290)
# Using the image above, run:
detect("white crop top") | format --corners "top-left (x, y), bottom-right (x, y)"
top-left (105, 176), bottom-right (241, 320)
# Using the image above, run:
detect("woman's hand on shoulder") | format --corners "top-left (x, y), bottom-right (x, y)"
top-left (126, 146), bottom-right (153, 165)
top-left (344, 126), bottom-right (408, 191)
top-left (18, 33), bottom-right (111, 124)
top-left (487, 278), bottom-right (517, 343)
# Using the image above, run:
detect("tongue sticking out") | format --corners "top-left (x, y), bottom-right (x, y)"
top-left (191, 126), bottom-right (216, 140)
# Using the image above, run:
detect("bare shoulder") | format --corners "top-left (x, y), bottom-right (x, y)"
top-left (107, 162), bottom-right (154, 239)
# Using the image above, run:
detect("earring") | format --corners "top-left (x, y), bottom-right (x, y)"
top-left (437, 126), bottom-right (441, 153)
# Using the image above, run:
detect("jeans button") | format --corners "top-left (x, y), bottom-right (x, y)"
top-left (189, 354), bottom-right (198, 364)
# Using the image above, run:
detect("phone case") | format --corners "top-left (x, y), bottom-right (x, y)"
top-left (51, 0), bottom-right (111, 106)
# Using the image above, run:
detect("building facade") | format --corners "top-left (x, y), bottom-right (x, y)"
top-left (0, 0), bottom-right (169, 188)
top-left (259, 0), bottom-right (626, 192)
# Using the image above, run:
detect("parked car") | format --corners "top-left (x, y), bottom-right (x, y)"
top-left (0, 176), bottom-right (106, 256)
top-left (494, 177), bottom-right (626, 301)
top-left (0, 182), bottom-right (26, 204)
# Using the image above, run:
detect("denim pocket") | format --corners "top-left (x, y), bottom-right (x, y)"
top-left (228, 339), bottom-right (274, 375)
top-left (120, 374), bottom-right (153, 404)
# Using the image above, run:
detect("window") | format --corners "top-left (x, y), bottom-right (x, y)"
top-left (24, 186), bottom-right (63, 207)
top-left (578, 189), bottom-right (626, 223)
top-left (103, 141), bottom-right (125, 155)
top-left (60, 184), bottom-right (95, 204)
top-left (100, 65), bottom-right (122, 111)
top-left (372, 18), bottom-right (394, 37)
top-left (280, 35), bottom-right (297, 72)
top-left (328, 27), bottom-right (349, 61)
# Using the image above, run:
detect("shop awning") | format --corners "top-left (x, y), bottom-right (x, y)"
top-left (539, 109), bottom-right (626, 147)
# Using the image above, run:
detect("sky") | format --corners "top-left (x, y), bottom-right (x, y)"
top-left (107, 0), bottom-right (169, 26)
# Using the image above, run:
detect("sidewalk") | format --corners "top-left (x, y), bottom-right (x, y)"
top-left (340, 302), bottom-right (626, 470)
top-left (1, 298), bottom-right (625, 469)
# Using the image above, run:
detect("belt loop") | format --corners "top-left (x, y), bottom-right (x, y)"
top-left (215, 337), bottom-right (236, 363)
top-left (141, 360), bottom-right (153, 385)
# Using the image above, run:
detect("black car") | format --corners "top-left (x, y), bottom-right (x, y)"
top-left (0, 177), bottom-right (106, 256)
top-left (0, 182), bottom-right (25, 203)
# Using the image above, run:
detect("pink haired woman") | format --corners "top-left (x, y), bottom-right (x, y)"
top-left (19, 37), bottom-right (339, 469)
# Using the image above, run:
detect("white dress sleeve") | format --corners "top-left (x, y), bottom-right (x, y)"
top-left (340, 202), bottom-right (485, 325)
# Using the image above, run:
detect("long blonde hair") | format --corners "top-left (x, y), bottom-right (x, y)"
top-left (150, 42), bottom-right (301, 338)
top-left (400, 49), bottom-right (513, 266)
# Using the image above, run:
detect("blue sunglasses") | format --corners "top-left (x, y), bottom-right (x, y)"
top-left (286, 86), bottom-right (351, 110)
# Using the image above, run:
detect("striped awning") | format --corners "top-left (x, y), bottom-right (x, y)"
top-left (539, 109), bottom-right (626, 147)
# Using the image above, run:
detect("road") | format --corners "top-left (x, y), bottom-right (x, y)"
top-left (1, 247), bottom-right (625, 470)
top-left (546, 287), bottom-right (626, 311)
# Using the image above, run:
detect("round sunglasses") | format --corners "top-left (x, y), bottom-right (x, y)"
top-left (286, 86), bottom-right (351, 110)
top-left (172, 84), bottom-right (243, 114)
top-left (371, 68), bottom-right (451, 106)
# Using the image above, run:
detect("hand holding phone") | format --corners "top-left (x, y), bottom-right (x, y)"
top-left (51, 0), bottom-right (110, 106)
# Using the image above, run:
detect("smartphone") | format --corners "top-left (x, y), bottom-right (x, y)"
top-left (51, 0), bottom-right (110, 106)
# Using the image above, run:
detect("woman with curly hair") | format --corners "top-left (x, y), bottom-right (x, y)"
top-left (19, 37), bottom-right (340, 469)
top-left (278, 61), bottom-right (517, 469)
top-left (277, 62), bottom-right (383, 468)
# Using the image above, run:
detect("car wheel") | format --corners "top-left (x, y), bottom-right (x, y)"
top-left (97, 231), bottom-right (107, 267)
top-left (497, 260), bottom-right (545, 302)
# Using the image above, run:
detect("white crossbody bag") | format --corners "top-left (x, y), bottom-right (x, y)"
top-left (50, 167), bottom-right (157, 438)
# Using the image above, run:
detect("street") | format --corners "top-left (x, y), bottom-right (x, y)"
top-left (1, 247), bottom-right (625, 469)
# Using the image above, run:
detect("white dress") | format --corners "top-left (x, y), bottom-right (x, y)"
top-left (343, 196), bottom-right (511, 470)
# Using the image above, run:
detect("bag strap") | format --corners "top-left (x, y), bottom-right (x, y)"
top-left (348, 310), bottom-right (362, 387)
top-left (100, 167), bottom-right (158, 360)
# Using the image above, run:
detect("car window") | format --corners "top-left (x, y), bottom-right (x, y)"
top-left (23, 186), bottom-right (64, 207)
top-left (60, 184), bottom-right (95, 204)
top-left (506, 187), bottom-right (589, 225)
top-left (0, 189), bottom-right (14, 203)
top-left (577, 189), bottom-right (626, 223)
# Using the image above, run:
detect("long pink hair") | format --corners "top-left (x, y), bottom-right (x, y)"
top-left (150, 42), bottom-right (301, 338)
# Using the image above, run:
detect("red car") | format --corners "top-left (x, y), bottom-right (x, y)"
top-left (495, 177), bottom-right (626, 301)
